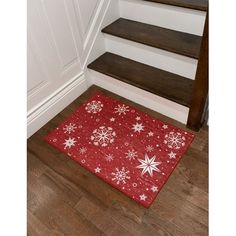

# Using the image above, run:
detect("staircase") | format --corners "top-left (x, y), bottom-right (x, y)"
top-left (88, 0), bottom-right (208, 130)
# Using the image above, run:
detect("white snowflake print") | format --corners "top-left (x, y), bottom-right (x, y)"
top-left (137, 154), bottom-right (162, 177)
top-left (132, 123), bottom-right (145, 133)
top-left (162, 124), bottom-right (168, 129)
top-left (135, 116), bottom-right (141, 121)
top-left (151, 186), bottom-right (158, 192)
top-left (63, 123), bottom-right (77, 134)
top-left (125, 149), bottom-right (138, 160)
top-left (63, 137), bottom-right (77, 149)
top-left (79, 147), bottom-right (87, 154)
top-left (148, 131), bottom-right (154, 137)
top-left (164, 132), bottom-right (186, 149)
top-left (111, 167), bottom-right (130, 185)
top-left (91, 126), bottom-right (116, 147)
top-left (95, 167), bottom-right (101, 173)
top-left (85, 100), bottom-right (103, 114)
top-left (105, 154), bottom-right (114, 162)
top-left (145, 145), bottom-right (154, 152)
top-left (114, 104), bottom-right (130, 115)
top-left (168, 151), bottom-right (177, 159)
top-left (139, 194), bottom-right (147, 201)
top-left (110, 117), bottom-right (115, 122)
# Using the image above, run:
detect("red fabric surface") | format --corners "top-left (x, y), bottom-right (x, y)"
top-left (45, 92), bottom-right (194, 208)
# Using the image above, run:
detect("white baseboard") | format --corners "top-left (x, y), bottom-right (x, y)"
top-left (89, 70), bottom-right (189, 124)
top-left (119, 0), bottom-right (206, 36)
top-left (104, 34), bottom-right (197, 79)
top-left (27, 73), bottom-right (88, 138)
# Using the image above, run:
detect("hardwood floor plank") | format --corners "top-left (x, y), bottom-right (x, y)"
top-left (28, 174), bottom-right (104, 235)
top-left (28, 211), bottom-right (63, 236)
top-left (75, 197), bottom-right (132, 236)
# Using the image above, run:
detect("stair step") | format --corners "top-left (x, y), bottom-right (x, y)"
top-left (88, 52), bottom-right (193, 107)
top-left (102, 18), bottom-right (202, 59)
top-left (143, 0), bottom-right (208, 11)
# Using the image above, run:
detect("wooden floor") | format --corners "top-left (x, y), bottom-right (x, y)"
top-left (27, 85), bottom-right (208, 236)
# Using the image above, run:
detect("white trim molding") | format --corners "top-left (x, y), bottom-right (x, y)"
top-left (27, 73), bottom-right (88, 138)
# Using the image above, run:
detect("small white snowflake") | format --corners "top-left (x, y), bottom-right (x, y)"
top-left (124, 142), bottom-right (129, 146)
top-left (139, 194), bottom-right (147, 201)
top-left (132, 123), bottom-right (145, 133)
top-left (110, 117), bottom-right (115, 122)
top-left (111, 167), bottom-right (130, 185)
top-left (85, 100), bottom-right (103, 113)
top-left (162, 124), bottom-right (168, 129)
top-left (105, 154), bottom-right (114, 162)
top-left (137, 154), bottom-right (162, 177)
top-left (164, 132), bottom-right (186, 149)
top-left (79, 147), bottom-right (87, 154)
top-left (125, 149), bottom-right (138, 160)
top-left (151, 186), bottom-right (158, 192)
top-left (148, 131), bottom-right (154, 137)
top-left (168, 151), bottom-right (177, 159)
top-left (63, 137), bottom-right (77, 149)
top-left (91, 126), bottom-right (116, 147)
top-left (114, 104), bottom-right (130, 115)
top-left (63, 123), bottom-right (77, 134)
top-left (95, 167), bottom-right (101, 173)
top-left (136, 116), bottom-right (141, 121)
top-left (145, 145), bottom-right (154, 152)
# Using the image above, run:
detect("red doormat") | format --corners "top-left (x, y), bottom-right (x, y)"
top-left (45, 92), bottom-right (194, 208)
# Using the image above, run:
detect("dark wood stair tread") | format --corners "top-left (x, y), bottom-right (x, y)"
top-left (143, 0), bottom-right (208, 11)
top-left (102, 18), bottom-right (202, 59)
top-left (88, 52), bottom-right (193, 107)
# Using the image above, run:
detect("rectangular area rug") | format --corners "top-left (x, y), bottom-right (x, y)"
top-left (45, 92), bottom-right (194, 208)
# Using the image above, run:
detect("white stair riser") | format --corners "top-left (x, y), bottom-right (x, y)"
top-left (89, 70), bottom-right (189, 124)
top-left (104, 34), bottom-right (197, 79)
top-left (119, 0), bottom-right (206, 36)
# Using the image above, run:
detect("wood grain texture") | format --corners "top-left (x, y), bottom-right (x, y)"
top-left (187, 13), bottom-right (208, 130)
top-left (143, 0), bottom-right (208, 11)
top-left (88, 52), bottom-right (193, 107)
top-left (27, 85), bottom-right (208, 236)
top-left (102, 18), bottom-right (202, 59)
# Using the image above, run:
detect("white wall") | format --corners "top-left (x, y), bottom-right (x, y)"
top-left (27, 0), bottom-right (118, 137)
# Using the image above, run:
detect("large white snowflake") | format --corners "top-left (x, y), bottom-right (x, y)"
top-left (85, 100), bottom-right (103, 114)
top-left (111, 167), bottom-right (130, 184)
top-left (137, 154), bottom-right (162, 177)
top-left (132, 123), bottom-right (145, 133)
top-left (125, 149), bottom-right (138, 160)
top-left (63, 123), bottom-right (77, 134)
top-left (91, 126), bottom-right (116, 147)
top-left (114, 104), bottom-right (130, 115)
top-left (164, 132), bottom-right (185, 149)
top-left (63, 137), bottom-right (77, 149)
